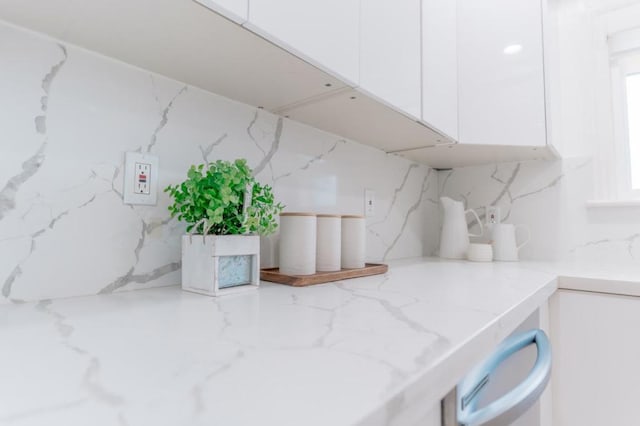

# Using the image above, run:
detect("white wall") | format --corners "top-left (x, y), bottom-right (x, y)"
top-left (0, 21), bottom-right (440, 304)
top-left (437, 0), bottom-right (640, 265)
top-left (439, 157), bottom-right (640, 263)
top-left (546, 0), bottom-right (640, 197)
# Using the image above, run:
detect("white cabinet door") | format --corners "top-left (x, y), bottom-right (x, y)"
top-left (457, 0), bottom-right (546, 146)
top-left (248, 0), bottom-right (360, 85)
top-left (551, 290), bottom-right (640, 425)
top-left (194, 0), bottom-right (248, 23)
top-left (359, 0), bottom-right (421, 118)
top-left (422, 0), bottom-right (458, 140)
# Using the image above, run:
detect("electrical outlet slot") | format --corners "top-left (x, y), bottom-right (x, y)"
top-left (365, 189), bottom-right (375, 217)
top-left (485, 206), bottom-right (501, 225)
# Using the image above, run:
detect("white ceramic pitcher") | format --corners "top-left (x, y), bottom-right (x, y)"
top-left (491, 223), bottom-right (531, 261)
top-left (439, 197), bottom-right (483, 259)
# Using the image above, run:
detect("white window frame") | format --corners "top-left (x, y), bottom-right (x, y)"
top-left (590, 8), bottom-right (640, 205)
top-left (609, 52), bottom-right (640, 199)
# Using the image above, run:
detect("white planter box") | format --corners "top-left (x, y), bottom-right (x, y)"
top-left (181, 234), bottom-right (260, 297)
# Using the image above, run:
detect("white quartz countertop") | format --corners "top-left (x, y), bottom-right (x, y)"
top-left (0, 258), bottom-right (558, 426)
top-left (522, 261), bottom-right (640, 297)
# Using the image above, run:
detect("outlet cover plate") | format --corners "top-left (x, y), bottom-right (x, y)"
top-left (365, 189), bottom-right (375, 217)
top-left (485, 205), bottom-right (501, 225)
top-left (124, 152), bottom-right (159, 205)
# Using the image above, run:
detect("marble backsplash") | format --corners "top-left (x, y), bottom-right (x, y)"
top-left (0, 21), bottom-right (439, 303)
top-left (440, 157), bottom-right (640, 263)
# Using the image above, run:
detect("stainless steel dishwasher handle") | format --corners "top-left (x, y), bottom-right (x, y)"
top-left (456, 329), bottom-right (552, 426)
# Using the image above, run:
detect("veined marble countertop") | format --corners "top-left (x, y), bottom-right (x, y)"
top-left (522, 261), bottom-right (640, 297)
top-left (0, 258), bottom-right (557, 426)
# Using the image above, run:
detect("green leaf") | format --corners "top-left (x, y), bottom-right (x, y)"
top-left (164, 158), bottom-right (282, 236)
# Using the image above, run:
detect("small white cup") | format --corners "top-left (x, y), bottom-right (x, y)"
top-left (467, 243), bottom-right (493, 262)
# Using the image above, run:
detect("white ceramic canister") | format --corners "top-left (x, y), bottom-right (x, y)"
top-left (341, 215), bottom-right (366, 269)
top-left (316, 214), bottom-right (342, 272)
top-left (279, 212), bottom-right (317, 275)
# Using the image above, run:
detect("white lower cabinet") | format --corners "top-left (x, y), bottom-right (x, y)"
top-left (551, 289), bottom-right (640, 425)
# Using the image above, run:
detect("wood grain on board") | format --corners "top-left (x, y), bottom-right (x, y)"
top-left (260, 263), bottom-right (388, 287)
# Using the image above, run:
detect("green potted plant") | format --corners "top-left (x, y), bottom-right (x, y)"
top-left (165, 158), bottom-right (283, 296)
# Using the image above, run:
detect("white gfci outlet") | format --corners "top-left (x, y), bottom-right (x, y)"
top-left (124, 152), bottom-right (159, 205)
top-left (365, 189), bottom-right (375, 217)
top-left (486, 205), bottom-right (501, 225)
top-left (135, 162), bottom-right (151, 195)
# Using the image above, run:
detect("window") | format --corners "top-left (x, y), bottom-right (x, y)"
top-left (608, 29), bottom-right (640, 200)
top-left (625, 73), bottom-right (640, 190)
top-left (582, 4), bottom-right (640, 205)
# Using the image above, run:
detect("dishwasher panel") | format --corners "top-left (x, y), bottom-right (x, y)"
top-left (455, 329), bottom-right (552, 426)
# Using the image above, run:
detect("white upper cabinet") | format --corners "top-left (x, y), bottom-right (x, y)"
top-left (457, 0), bottom-right (547, 146)
top-left (422, 0), bottom-right (458, 140)
top-left (247, 0), bottom-right (360, 85)
top-left (194, 0), bottom-right (248, 23)
top-left (359, 0), bottom-right (422, 118)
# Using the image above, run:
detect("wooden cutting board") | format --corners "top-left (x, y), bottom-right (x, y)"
top-left (260, 263), bottom-right (388, 287)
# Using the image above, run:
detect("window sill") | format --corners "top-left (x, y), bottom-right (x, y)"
top-left (586, 199), bottom-right (640, 208)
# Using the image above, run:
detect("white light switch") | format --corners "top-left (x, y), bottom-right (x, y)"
top-left (124, 152), bottom-right (159, 205)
